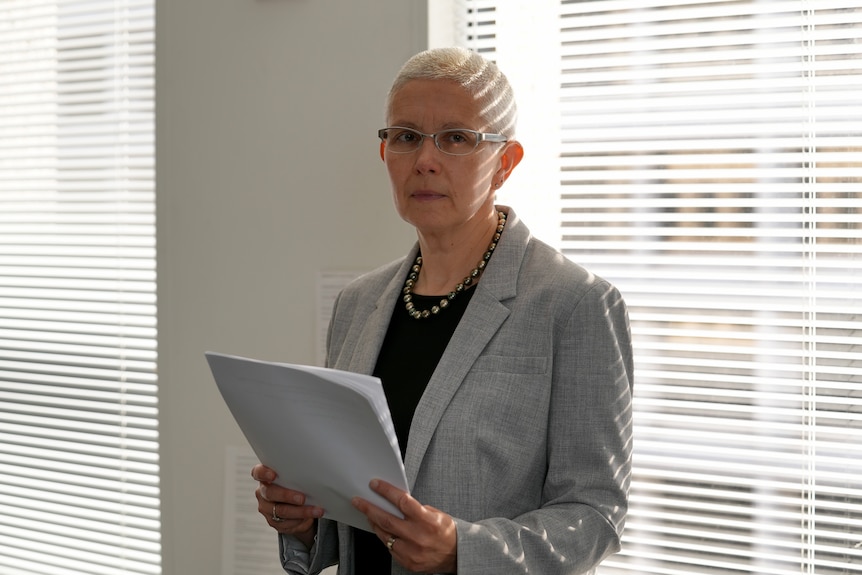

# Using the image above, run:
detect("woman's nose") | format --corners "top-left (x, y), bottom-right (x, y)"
top-left (413, 136), bottom-right (442, 172)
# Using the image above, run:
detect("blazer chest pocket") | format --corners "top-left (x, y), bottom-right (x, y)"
top-left (462, 354), bottom-right (551, 433)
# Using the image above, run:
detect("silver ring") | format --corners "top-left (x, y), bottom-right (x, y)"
top-left (386, 536), bottom-right (396, 551)
top-left (271, 504), bottom-right (283, 523)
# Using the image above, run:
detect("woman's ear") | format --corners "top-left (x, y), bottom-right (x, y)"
top-left (495, 141), bottom-right (524, 185)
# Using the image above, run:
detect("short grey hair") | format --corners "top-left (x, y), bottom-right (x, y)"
top-left (386, 47), bottom-right (518, 138)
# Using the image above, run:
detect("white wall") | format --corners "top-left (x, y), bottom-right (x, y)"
top-left (155, 2), bottom-right (426, 573)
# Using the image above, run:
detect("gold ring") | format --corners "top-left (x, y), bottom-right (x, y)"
top-left (271, 504), bottom-right (283, 523)
top-left (386, 536), bottom-right (396, 551)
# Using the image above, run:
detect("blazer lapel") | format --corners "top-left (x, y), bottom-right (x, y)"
top-left (403, 289), bottom-right (510, 486)
top-left (342, 251), bottom-right (417, 375)
top-left (403, 208), bottom-right (528, 487)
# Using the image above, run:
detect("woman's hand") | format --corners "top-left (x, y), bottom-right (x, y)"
top-left (352, 479), bottom-right (458, 574)
top-left (251, 464), bottom-right (324, 549)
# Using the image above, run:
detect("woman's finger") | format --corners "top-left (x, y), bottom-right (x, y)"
top-left (368, 478), bottom-right (425, 520)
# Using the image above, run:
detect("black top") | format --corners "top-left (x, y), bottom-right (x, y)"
top-left (353, 287), bottom-right (476, 574)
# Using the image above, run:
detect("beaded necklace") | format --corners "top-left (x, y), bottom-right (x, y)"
top-left (402, 210), bottom-right (507, 320)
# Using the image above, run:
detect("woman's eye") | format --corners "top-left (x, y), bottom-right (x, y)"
top-left (394, 130), bottom-right (419, 143)
top-left (445, 132), bottom-right (468, 144)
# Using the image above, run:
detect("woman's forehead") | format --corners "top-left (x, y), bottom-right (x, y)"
top-left (388, 79), bottom-right (483, 127)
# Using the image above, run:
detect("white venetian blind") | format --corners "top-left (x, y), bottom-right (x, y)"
top-left (0, 1), bottom-right (159, 574)
top-left (453, 1), bottom-right (862, 574)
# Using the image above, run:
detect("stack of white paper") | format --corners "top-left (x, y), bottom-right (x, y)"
top-left (205, 351), bottom-right (408, 531)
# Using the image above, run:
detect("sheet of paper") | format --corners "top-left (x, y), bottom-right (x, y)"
top-left (206, 351), bottom-right (408, 532)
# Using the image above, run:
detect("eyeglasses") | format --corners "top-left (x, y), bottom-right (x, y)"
top-left (378, 126), bottom-right (508, 156)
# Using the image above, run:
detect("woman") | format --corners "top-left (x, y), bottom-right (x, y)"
top-left (252, 47), bottom-right (634, 575)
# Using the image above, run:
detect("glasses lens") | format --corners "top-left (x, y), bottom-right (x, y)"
top-left (384, 128), bottom-right (423, 153)
top-left (435, 130), bottom-right (479, 156)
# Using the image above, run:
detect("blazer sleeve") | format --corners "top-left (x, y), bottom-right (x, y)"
top-left (452, 280), bottom-right (633, 575)
top-left (277, 519), bottom-right (340, 575)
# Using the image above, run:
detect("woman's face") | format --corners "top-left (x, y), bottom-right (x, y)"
top-left (382, 79), bottom-right (511, 236)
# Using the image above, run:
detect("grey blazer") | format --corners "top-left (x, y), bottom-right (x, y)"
top-left (285, 208), bottom-right (634, 575)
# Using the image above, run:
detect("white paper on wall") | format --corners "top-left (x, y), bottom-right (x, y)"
top-left (222, 445), bottom-right (283, 575)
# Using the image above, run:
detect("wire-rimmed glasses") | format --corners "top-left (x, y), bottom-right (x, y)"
top-left (378, 126), bottom-right (508, 156)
